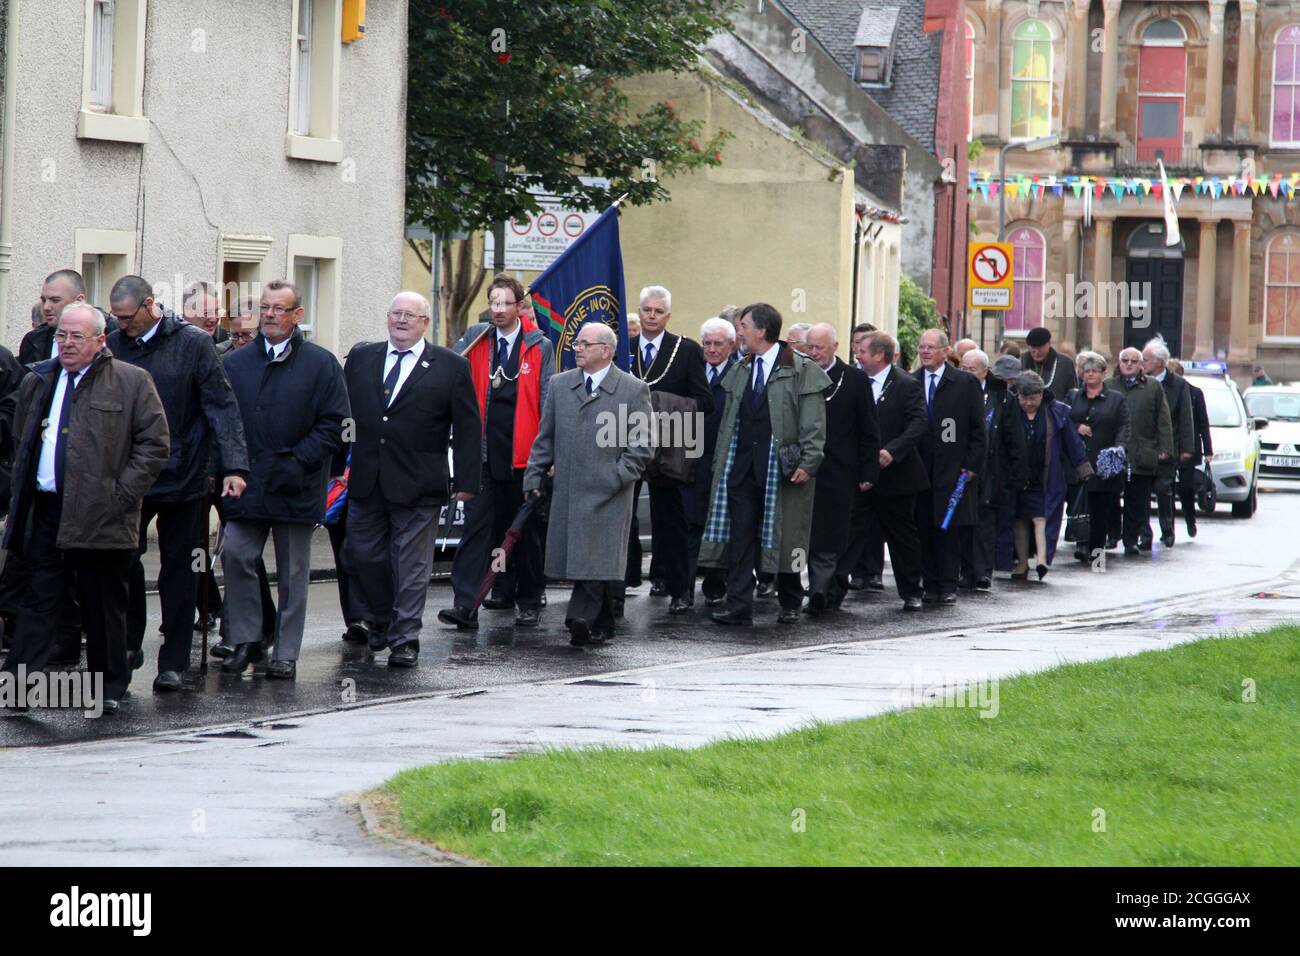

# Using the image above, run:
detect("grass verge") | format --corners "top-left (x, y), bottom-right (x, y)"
top-left (380, 628), bottom-right (1300, 865)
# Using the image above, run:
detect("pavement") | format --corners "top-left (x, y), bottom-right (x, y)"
top-left (2, 484), bottom-right (1299, 865)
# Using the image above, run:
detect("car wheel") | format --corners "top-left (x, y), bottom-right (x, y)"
top-left (1231, 473), bottom-right (1258, 518)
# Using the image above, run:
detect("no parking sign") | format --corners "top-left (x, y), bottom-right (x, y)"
top-left (968, 242), bottom-right (1014, 310)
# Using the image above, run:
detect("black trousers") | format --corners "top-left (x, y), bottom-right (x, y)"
top-left (2, 493), bottom-right (133, 698)
top-left (686, 521), bottom-right (727, 601)
top-left (915, 492), bottom-right (961, 597)
top-left (1086, 489), bottom-right (1119, 560)
top-left (198, 494), bottom-right (223, 620)
top-left (1122, 474), bottom-right (1155, 547)
top-left (959, 503), bottom-right (997, 584)
top-left (128, 496), bottom-right (205, 674)
top-left (566, 580), bottom-right (617, 634)
top-left (646, 481), bottom-right (690, 599)
top-left (839, 490), bottom-right (883, 580)
top-left (1176, 464), bottom-right (1199, 529)
top-left (327, 510), bottom-right (366, 624)
top-left (0, 545), bottom-right (82, 653)
top-left (451, 472), bottom-right (543, 610)
top-left (724, 470), bottom-right (803, 614)
top-left (625, 496), bottom-right (643, 587)
top-left (858, 491), bottom-right (922, 599)
top-left (1155, 474), bottom-right (1176, 541)
top-left (808, 550), bottom-right (845, 606)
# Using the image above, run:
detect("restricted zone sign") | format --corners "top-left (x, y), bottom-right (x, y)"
top-left (968, 242), bottom-right (1014, 310)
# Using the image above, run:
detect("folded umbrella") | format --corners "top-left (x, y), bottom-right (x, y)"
top-left (940, 469), bottom-right (974, 531)
top-left (470, 494), bottom-right (543, 610)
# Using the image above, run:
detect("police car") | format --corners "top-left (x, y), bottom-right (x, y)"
top-left (1243, 382), bottom-right (1300, 480)
top-left (1183, 361), bottom-right (1263, 518)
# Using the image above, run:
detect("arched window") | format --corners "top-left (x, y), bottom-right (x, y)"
top-left (1137, 19), bottom-right (1186, 162)
top-left (1006, 226), bottom-right (1046, 333)
top-left (1272, 25), bottom-right (1300, 146)
top-left (1010, 20), bottom-right (1052, 139)
top-left (965, 20), bottom-right (976, 141)
top-left (1264, 232), bottom-right (1300, 341)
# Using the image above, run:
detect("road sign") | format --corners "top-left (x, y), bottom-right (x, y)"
top-left (969, 241), bottom-right (1014, 310)
top-left (484, 177), bottom-right (610, 272)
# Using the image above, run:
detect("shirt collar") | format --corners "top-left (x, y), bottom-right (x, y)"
top-left (925, 363), bottom-right (946, 382)
top-left (1155, 368), bottom-right (1167, 382)
top-left (585, 363), bottom-right (612, 391)
top-left (266, 337), bottom-right (291, 359)
top-left (494, 321), bottom-right (521, 352)
top-left (869, 365), bottom-right (890, 384)
top-left (388, 338), bottom-right (426, 359)
top-left (137, 317), bottom-right (164, 344)
top-left (643, 330), bottom-right (666, 353)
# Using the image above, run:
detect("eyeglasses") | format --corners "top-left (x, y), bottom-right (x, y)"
top-left (388, 309), bottom-right (428, 321)
top-left (259, 304), bottom-right (297, 316)
top-left (488, 300), bottom-right (518, 310)
top-left (54, 331), bottom-right (95, 343)
top-left (640, 307), bottom-right (668, 317)
top-left (573, 341), bottom-right (610, 351)
top-left (1119, 357), bottom-right (1141, 364)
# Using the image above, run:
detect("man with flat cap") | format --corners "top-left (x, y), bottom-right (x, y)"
top-left (1021, 327), bottom-right (1076, 401)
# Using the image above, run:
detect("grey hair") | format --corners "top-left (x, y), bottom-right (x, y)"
top-left (700, 317), bottom-right (736, 341)
top-left (61, 302), bottom-right (106, 334)
top-left (962, 348), bottom-right (989, 369)
top-left (1077, 350), bottom-right (1107, 374)
top-left (920, 328), bottom-right (950, 348)
top-left (809, 322), bottom-right (837, 345)
top-left (787, 322), bottom-right (813, 339)
top-left (1143, 336), bottom-right (1171, 364)
top-left (639, 285), bottom-right (671, 310)
top-left (1015, 371), bottom-right (1045, 396)
top-left (389, 290), bottom-right (430, 316)
top-left (581, 322), bottom-right (617, 348)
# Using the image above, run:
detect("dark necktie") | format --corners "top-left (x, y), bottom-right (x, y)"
top-left (585, 375), bottom-right (594, 395)
top-left (709, 365), bottom-right (719, 387)
top-left (496, 335), bottom-right (509, 370)
top-left (384, 349), bottom-right (410, 405)
top-left (54, 370), bottom-right (78, 493)
top-left (927, 372), bottom-right (937, 420)
top-left (643, 342), bottom-right (655, 370)
top-left (267, 345), bottom-right (275, 360)
top-left (752, 358), bottom-right (766, 409)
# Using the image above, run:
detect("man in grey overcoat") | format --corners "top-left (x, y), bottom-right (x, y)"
top-left (524, 322), bottom-right (653, 646)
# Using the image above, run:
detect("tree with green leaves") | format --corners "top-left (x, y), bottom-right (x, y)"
top-left (406, 0), bottom-right (735, 336)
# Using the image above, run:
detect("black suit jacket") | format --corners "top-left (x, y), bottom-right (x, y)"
top-left (913, 364), bottom-right (987, 523)
top-left (871, 365), bottom-right (929, 497)
top-left (631, 331), bottom-right (714, 414)
top-left (339, 340), bottom-right (482, 507)
top-left (683, 355), bottom-right (736, 526)
top-left (1186, 382), bottom-right (1213, 464)
top-left (810, 359), bottom-right (881, 551)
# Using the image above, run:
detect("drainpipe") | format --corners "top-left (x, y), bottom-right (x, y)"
top-left (0, 0), bottom-right (21, 330)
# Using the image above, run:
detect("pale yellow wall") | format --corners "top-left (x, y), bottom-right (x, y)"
top-left (404, 70), bottom-right (859, 356)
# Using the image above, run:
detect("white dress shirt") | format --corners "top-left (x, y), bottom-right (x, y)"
top-left (266, 337), bottom-right (291, 360)
top-left (750, 344), bottom-right (777, 391)
top-left (36, 368), bottom-right (83, 492)
top-left (869, 365), bottom-right (890, 402)
top-left (640, 330), bottom-right (666, 368)
top-left (493, 321), bottom-right (521, 363)
top-left (584, 363), bottom-right (612, 394)
top-left (383, 338), bottom-right (427, 404)
top-left (923, 363), bottom-right (945, 405)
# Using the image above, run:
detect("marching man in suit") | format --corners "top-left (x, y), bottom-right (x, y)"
top-left (341, 292), bottom-right (481, 667)
top-left (913, 329), bottom-right (986, 604)
top-left (850, 331), bottom-right (928, 611)
top-left (442, 275), bottom-right (554, 629)
top-left (524, 322), bottom-right (653, 646)
top-left (626, 285), bottom-right (713, 613)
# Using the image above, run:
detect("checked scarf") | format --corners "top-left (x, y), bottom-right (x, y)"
top-left (702, 429), bottom-right (780, 550)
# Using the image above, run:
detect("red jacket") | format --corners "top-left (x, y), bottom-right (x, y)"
top-left (461, 318), bottom-right (551, 470)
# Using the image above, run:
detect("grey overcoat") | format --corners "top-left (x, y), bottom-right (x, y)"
top-left (523, 364), bottom-right (653, 580)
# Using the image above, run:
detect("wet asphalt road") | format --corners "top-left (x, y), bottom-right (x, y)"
top-left (3, 483), bottom-right (1298, 748)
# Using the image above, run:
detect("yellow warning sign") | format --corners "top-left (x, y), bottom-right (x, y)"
top-left (968, 242), bottom-right (1014, 310)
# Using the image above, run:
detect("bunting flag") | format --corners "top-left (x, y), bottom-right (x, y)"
top-left (966, 170), bottom-right (1300, 205)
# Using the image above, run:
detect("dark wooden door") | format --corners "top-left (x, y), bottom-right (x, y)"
top-left (1124, 257), bottom-right (1184, 354)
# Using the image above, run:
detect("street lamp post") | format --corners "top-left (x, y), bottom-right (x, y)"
top-left (994, 134), bottom-right (1059, 344)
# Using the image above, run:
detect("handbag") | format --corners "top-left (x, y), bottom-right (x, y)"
top-left (1064, 485), bottom-right (1090, 543)
top-left (778, 442), bottom-right (802, 479)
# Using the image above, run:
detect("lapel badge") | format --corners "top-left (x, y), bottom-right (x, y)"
top-left (421, 360), bottom-right (430, 368)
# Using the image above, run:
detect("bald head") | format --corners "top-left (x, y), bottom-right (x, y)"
top-left (955, 338), bottom-right (978, 358)
top-left (918, 329), bottom-right (951, 371)
top-left (805, 323), bottom-right (838, 370)
top-left (388, 290), bottom-right (431, 349)
top-left (960, 348), bottom-right (989, 381)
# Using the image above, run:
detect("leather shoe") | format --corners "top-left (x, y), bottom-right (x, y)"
top-left (131, 648), bottom-right (145, 670)
top-left (1186, 519), bottom-right (1197, 538)
top-left (342, 621), bottom-right (371, 644)
top-left (193, 612), bottom-right (219, 632)
top-left (266, 660), bottom-right (296, 680)
top-left (649, 581), bottom-right (668, 597)
top-left (515, 608), bottom-right (541, 627)
top-left (1161, 533), bottom-right (1175, 547)
top-left (845, 575), bottom-right (865, 591)
top-left (589, 629), bottom-right (613, 644)
top-left (755, 582), bottom-right (777, 599)
top-left (922, 592), bottom-right (941, 604)
top-left (210, 641), bottom-right (234, 659)
top-left (939, 592), bottom-right (957, 605)
top-left (482, 595), bottom-right (512, 610)
top-left (809, 592), bottom-right (828, 613)
top-left (1124, 544), bottom-right (1140, 555)
top-left (568, 619), bottom-right (591, 646)
top-left (777, 608), bottom-right (800, 624)
top-left (220, 641), bottom-right (264, 674)
top-left (1138, 538), bottom-right (1154, 552)
top-left (668, 596), bottom-right (693, 615)
top-left (711, 609), bottom-right (753, 625)
top-left (98, 698), bottom-right (120, 716)
top-left (388, 645), bottom-right (418, 668)
top-left (368, 627), bottom-right (390, 652)
top-left (705, 596), bottom-right (724, 608)
top-left (974, 578), bottom-right (992, 592)
top-left (152, 671), bottom-right (182, 693)
top-left (866, 575), bottom-right (884, 590)
top-left (437, 606), bottom-right (479, 630)
top-left (611, 599), bottom-right (625, 619)
top-left (902, 596), bottom-right (923, 611)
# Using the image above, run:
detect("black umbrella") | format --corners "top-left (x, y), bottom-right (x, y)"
top-left (471, 494), bottom-right (543, 610)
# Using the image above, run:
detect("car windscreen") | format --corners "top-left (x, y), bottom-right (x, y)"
top-left (1202, 385), bottom-right (1242, 428)
top-left (1244, 391), bottom-right (1300, 421)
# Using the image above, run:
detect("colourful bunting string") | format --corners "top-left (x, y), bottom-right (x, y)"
top-left (966, 171), bottom-right (1300, 204)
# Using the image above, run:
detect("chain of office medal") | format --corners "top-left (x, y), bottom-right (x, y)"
top-left (637, 335), bottom-right (683, 386)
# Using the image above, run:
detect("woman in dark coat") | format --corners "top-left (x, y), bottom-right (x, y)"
top-left (996, 372), bottom-right (1093, 579)
top-left (1069, 351), bottom-right (1132, 563)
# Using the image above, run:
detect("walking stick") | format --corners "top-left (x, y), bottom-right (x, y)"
top-left (199, 495), bottom-right (212, 671)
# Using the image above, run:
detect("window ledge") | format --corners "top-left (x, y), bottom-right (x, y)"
top-left (285, 134), bottom-right (343, 163)
top-left (77, 110), bottom-right (150, 144)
